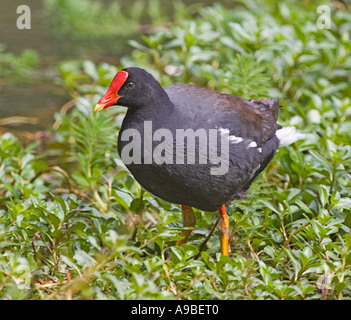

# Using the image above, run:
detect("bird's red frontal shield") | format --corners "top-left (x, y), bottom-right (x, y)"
top-left (94, 70), bottom-right (129, 112)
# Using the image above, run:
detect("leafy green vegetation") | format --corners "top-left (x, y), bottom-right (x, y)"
top-left (43, 0), bottom-right (192, 39)
top-left (0, 44), bottom-right (39, 78)
top-left (1, 0), bottom-right (351, 299)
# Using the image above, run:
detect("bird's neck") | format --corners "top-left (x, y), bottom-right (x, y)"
top-left (126, 89), bottom-right (174, 122)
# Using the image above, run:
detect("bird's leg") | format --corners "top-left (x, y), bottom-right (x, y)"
top-left (195, 216), bottom-right (220, 259)
top-left (176, 205), bottom-right (196, 246)
top-left (218, 205), bottom-right (230, 256)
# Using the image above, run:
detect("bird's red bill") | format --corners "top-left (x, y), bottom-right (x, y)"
top-left (94, 70), bottom-right (129, 112)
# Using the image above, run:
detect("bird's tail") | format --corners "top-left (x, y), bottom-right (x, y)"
top-left (276, 126), bottom-right (305, 147)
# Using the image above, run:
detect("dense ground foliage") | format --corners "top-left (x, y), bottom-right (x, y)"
top-left (1, 0), bottom-right (351, 299)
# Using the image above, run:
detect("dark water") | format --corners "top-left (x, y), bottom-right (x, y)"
top-left (0, 0), bottom-right (62, 131)
top-left (0, 0), bottom-right (227, 133)
top-left (0, 0), bottom-right (127, 132)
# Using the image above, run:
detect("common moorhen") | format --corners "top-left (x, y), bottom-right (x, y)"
top-left (94, 67), bottom-right (304, 255)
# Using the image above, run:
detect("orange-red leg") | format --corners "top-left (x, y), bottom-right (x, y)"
top-left (176, 205), bottom-right (196, 246)
top-left (218, 205), bottom-right (230, 256)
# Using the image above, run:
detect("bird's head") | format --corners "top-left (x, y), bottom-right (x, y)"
top-left (94, 67), bottom-right (166, 111)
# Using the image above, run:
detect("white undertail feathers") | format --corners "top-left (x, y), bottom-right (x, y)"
top-left (275, 127), bottom-right (305, 147)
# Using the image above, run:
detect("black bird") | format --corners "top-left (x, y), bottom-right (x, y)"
top-left (94, 67), bottom-right (304, 255)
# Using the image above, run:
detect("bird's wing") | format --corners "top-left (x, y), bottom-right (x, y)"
top-left (222, 95), bottom-right (282, 144)
top-left (165, 84), bottom-right (281, 145)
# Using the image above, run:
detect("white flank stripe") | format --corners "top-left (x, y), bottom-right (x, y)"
top-left (218, 128), bottom-right (243, 144)
top-left (229, 135), bottom-right (243, 144)
top-left (247, 141), bottom-right (257, 149)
